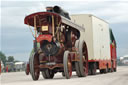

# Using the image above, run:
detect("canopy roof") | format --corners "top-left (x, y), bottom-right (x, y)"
top-left (24, 12), bottom-right (61, 27)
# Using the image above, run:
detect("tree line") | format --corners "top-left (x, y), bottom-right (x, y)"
top-left (0, 51), bottom-right (15, 66)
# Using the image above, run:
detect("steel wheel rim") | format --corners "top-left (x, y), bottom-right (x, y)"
top-left (34, 54), bottom-right (40, 79)
top-left (79, 41), bottom-right (88, 76)
top-left (30, 53), bottom-right (40, 80)
top-left (63, 51), bottom-right (72, 79)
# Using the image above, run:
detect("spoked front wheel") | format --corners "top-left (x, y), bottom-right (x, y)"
top-left (29, 52), bottom-right (40, 81)
top-left (63, 51), bottom-right (72, 79)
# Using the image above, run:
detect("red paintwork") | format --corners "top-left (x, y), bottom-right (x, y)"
top-left (88, 42), bottom-right (117, 69)
top-left (37, 34), bottom-right (52, 42)
top-left (110, 41), bottom-right (117, 69)
top-left (24, 12), bottom-right (61, 27)
top-left (88, 60), bottom-right (111, 69)
top-left (88, 41), bottom-right (117, 70)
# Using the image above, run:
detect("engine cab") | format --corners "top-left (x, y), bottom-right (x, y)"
top-left (25, 6), bottom-right (81, 61)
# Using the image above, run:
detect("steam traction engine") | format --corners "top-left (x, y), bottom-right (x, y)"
top-left (25, 6), bottom-right (88, 80)
top-left (25, 6), bottom-right (117, 81)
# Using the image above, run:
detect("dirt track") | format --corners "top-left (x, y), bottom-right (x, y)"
top-left (1, 66), bottom-right (128, 85)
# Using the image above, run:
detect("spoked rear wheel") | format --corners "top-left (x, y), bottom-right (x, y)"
top-left (29, 52), bottom-right (40, 81)
top-left (78, 40), bottom-right (88, 77)
top-left (63, 51), bottom-right (72, 79)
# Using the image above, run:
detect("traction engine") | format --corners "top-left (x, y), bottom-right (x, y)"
top-left (25, 6), bottom-right (88, 80)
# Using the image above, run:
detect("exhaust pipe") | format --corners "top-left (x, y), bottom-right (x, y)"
top-left (53, 6), bottom-right (71, 20)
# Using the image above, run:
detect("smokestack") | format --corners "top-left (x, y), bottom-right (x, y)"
top-left (53, 6), bottom-right (71, 20)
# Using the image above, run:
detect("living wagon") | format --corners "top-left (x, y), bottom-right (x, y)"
top-left (71, 14), bottom-right (117, 74)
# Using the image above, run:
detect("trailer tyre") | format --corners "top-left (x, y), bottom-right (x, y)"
top-left (111, 61), bottom-right (114, 72)
top-left (63, 51), bottom-right (72, 79)
top-left (114, 61), bottom-right (117, 72)
top-left (100, 69), bottom-right (104, 74)
top-left (103, 69), bottom-right (107, 73)
top-left (114, 68), bottom-right (117, 72)
top-left (89, 63), bottom-right (96, 75)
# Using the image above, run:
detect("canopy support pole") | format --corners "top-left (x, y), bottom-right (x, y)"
top-left (52, 15), bottom-right (55, 37)
top-left (34, 16), bottom-right (37, 38)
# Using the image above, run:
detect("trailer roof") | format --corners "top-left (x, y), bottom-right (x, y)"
top-left (71, 14), bottom-right (109, 24)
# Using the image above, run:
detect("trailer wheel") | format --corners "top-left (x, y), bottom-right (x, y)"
top-left (103, 69), bottom-right (107, 73)
top-left (114, 68), bottom-right (117, 72)
top-left (42, 69), bottom-right (54, 79)
top-left (100, 69), bottom-right (104, 74)
top-left (111, 61), bottom-right (114, 72)
top-left (89, 63), bottom-right (96, 75)
top-left (78, 40), bottom-right (88, 77)
top-left (63, 51), bottom-right (72, 79)
top-left (114, 61), bottom-right (117, 72)
top-left (29, 53), bottom-right (40, 80)
top-left (75, 40), bottom-right (81, 77)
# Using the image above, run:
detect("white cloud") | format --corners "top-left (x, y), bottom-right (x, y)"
top-left (1, 1), bottom-right (128, 60)
top-left (92, 2), bottom-right (128, 23)
top-left (2, 1), bottom-right (128, 24)
top-left (118, 47), bottom-right (128, 57)
top-left (2, 0), bottom-right (128, 1)
top-left (108, 15), bottom-right (128, 23)
top-left (66, 1), bottom-right (128, 24)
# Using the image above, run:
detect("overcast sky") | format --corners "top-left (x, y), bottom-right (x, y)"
top-left (1, 0), bottom-right (128, 61)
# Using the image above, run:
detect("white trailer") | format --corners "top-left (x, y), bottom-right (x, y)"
top-left (71, 14), bottom-right (117, 74)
